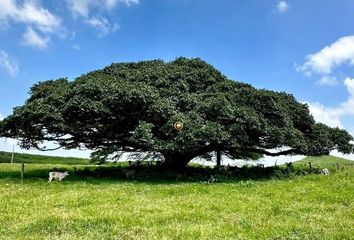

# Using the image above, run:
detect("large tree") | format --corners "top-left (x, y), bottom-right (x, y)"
top-left (0, 58), bottom-right (353, 169)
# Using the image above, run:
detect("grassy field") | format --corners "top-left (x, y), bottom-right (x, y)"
top-left (0, 151), bottom-right (90, 165)
top-left (293, 155), bottom-right (354, 169)
top-left (0, 155), bottom-right (353, 239)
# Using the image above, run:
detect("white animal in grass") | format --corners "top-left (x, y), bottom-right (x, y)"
top-left (48, 171), bottom-right (69, 182)
top-left (200, 175), bottom-right (218, 184)
top-left (321, 168), bottom-right (330, 176)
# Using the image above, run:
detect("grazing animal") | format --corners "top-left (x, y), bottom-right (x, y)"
top-left (122, 169), bottom-right (136, 179)
top-left (321, 168), bottom-right (330, 176)
top-left (208, 175), bottom-right (217, 183)
top-left (48, 171), bottom-right (69, 182)
top-left (201, 175), bottom-right (218, 184)
top-left (224, 165), bottom-right (233, 176)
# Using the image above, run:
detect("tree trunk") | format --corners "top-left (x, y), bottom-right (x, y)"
top-left (161, 153), bottom-right (193, 170)
top-left (216, 146), bottom-right (221, 167)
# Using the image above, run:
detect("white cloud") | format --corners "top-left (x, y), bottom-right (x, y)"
top-left (0, 114), bottom-right (3, 120)
top-left (0, 0), bottom-right (17, 28)
top-left (306, 78), bottom-right (354, 160)
top-left (22, 27), bottom-right (49, 49)
top-left (66, 0), bottom-right (91, 17)
top-left (66, 0), bottom-right (139, 17)
top-left (0, 0), bottom-right (60, 32)
top-left (306, 77), bottom-right (354, 128)
top-left (298, 36), bottom-right (354, 161)
top-left (277, 1), bottom-right (288, 13)
top-left (66, 0), bottom-right (138, 36)
top-left (109, 0), bottom-right (140, 7)
top-left (344, 77), bottom-right (354, 96)
top-left (298, 36), bottom-right (354, 75)
top-left (0, 50), bottom-right (19, 76)
top-left (340, 77), bottom-right (354, 115)
top-left (0, 0), bottom-right (61, 49)
top-left (306, 102), bottom-right (343, 128)
top-left (85, 17), bottom-right (119, 37)
top-left (16, 0), bottom-right (61, 33)
top-left (318, 75), bottom-right (338, 86)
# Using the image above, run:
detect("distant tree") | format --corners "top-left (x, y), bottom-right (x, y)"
top-left (0, 58), bottom-right (353, 169)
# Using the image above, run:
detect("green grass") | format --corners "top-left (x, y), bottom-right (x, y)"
top-left (290, 155), bottom-right (354, 174)
top-left (0, 156), bottom-right (353, 239)
top-left (0, 151), bottom-right (90, 165)
top-left (296, 155), bottom-right (354, 167)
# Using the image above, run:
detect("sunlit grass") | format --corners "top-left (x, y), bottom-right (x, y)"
top-left (0, 151), bottom-right (89, 165)
top-left (294, 155), bottom-right (354, 168)
top-left (0, 157), bottom-right (353, 239)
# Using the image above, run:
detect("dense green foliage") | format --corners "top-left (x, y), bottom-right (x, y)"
top-left (0, 151), bottom-right (89, 165)
top-left (0, 159), bottom-right (353, 239)
top-left (1, 58), bottom-right (353, 168)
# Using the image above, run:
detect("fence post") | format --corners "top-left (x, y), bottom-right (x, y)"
top-left (11, 145), bottom-right (15, 163)
top-left (286, 162), bottom-right (293, 174)
top-left (96, 164), bottom-right (101, 178)
top-left (21, 162), bottom-right (25, 182)
top-left (309, 162), bottom-right (312, 173)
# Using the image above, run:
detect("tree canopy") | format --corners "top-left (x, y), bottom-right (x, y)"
top-left (1, 58), bottom-right (353, 169)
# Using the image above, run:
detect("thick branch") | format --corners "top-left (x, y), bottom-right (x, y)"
top-left (36, 146), bottom-right (63, 151)
top-left (245, 148), bottom-right (303, 156)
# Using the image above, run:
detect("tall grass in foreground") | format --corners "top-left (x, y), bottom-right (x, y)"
top-left (0, 156), bottom-right (353, 240)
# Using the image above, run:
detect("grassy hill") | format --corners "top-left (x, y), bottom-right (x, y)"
top-left (293, 155), bottom-right (354, 169)
top-left (0, 151), bottom-right (90, 165)
top-left (301, 155), bottom-right (354, 165)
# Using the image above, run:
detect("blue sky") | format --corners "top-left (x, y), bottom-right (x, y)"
top-left (1, 0), bottom-right (354, 160)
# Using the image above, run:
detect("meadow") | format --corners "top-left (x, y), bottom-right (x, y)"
top-left (0, 153), bottom-right (353, 240)
top-left (0, 151), bottom-right (89, 165)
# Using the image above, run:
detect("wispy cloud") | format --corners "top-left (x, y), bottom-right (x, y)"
top-left (0, 114), bottom-right (3, 121)
top-left (66, 0), bottom-right (138, 37)
top-left (318, 75), bottom-right (338, 86)
top-left (0, 0), bottom-right (139, 46)
top-left (22, 27), bottom-right (49, 49)
top-left (0, 0), bottom-right (61, 49)
top-left (66, 0), bottom-right (91, 17)
top-left (277, 1), bottom-right (288, 13)
top-left (72, 44), bottom-right (81, 50)
top-left (85, 17), bottom-right (119, 37)
top-left (0, 50), bottom-right (19, 76)
top-left (0, 0), bottom-right (61, 32)
top-left (66, 0), bottom-right (139, 17)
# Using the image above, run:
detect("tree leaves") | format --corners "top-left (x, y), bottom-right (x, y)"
top-left (0, 57), bottom-right (353, 167)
